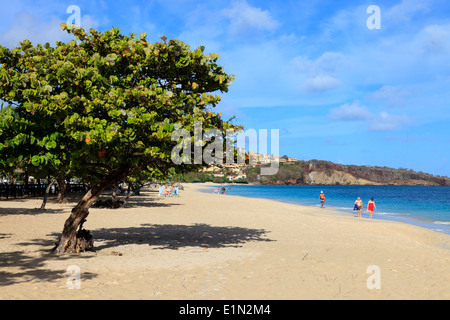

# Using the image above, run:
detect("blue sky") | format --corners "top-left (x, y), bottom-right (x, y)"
top-left (1, 0), bottom-right (450, 176)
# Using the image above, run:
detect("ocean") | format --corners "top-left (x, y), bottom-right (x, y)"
top-left (203, 185), bottom-right (450, 235)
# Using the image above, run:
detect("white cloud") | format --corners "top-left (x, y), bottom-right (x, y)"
top-left (292, 52), bottom-right (345, 92)
top-left (368, 85), bottom-right (412, 107)
top-left (370, 112), bottom-right (411, 132)
top-left (80, 14), bottom-right (100, 31)
top-left (0, 9), bottom-right (100, 48)
top-left (293, 52), bottom-right (344, 75)
top-left (328, 100), bottom-right (411, 131)
top-left (328, 100), bottom-right (372, 121)
top-left (178, 0), bottom-right (279, 50)
top-left (418, 24), bottom-right (450, 55)
top-left (385, 0), bottom-right (432, 23)
top-left (222, 0), bottom-right (279, 38)
top-left (177, 4), bottom-right (225, 53)
top-left (0, 11), bottom-right (71, 47)
top-left (370, 85), bottom-right (402, 100)
top-left (303, 75), bottom-right (341, 92)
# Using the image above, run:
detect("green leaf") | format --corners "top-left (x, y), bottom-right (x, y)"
top-left (45, 141), bottom-right (57, 149)
top-left (31, 155), bottom-right (40, 166)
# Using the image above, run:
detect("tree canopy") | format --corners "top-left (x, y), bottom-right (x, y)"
top-left (0, 24), bottom-right (239, 253)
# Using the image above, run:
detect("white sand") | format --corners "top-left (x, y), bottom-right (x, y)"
top-left (0, 183), bottom-right (449, 300)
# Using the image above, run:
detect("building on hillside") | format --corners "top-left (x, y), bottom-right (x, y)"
top-left (228, 173), bottom-right (247, 181)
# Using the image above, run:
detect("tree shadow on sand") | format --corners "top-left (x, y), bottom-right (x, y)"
top-left (0, 224), bottom-right (273, 287)
top-left (0, 248), bottom-right (96, 287)
top-left (0, 207), bottom-right (64, 216)
top-left (92, 223), bottom-right (274, 251)
top-left (92, 190), bottom-right (183, 209)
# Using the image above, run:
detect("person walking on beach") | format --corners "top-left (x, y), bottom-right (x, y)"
top-left (367, 198), bottom-right (376, 219)
top-left (319, 191), bottom-right (326, 208)
top-left (354, 197), bottom-right (363, 218)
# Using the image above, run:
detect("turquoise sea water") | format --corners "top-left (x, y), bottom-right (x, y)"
top-left (203, 185), bottom-right (450, 235)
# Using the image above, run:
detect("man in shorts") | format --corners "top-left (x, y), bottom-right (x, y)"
top-left (354, 197), bottom-right (363, 217)
top-left (319, 191), bottom-right (326, 208)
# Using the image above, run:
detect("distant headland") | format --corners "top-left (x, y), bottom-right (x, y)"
top-left (178, 159), bottom-right (450, 186)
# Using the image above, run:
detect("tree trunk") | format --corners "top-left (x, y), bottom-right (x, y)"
top-left (112, 184), bottom-right (118, 200)
top-left (8, 174), bottom-right (16, 185)
top-left (40, 178), bottom-right (57, 210)
top-left (56, 171), bottom-right (67, 203)
top-left (52, 165), bottom-right (133, 254)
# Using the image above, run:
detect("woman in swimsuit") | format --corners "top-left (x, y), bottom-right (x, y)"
top-left (367, 198), bottom-right (376, 219)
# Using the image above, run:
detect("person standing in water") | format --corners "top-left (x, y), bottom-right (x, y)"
top-left (319, 191), bottom-right (326, 208)
top-left (354, 197), bottom-right (363, 218)
top-left (367, 198), bottom-right (376, 219)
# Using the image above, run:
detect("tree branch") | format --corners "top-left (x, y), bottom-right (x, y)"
top-left (86, 162), bottom-right (113, 172)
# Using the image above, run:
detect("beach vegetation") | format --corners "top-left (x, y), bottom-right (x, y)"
top-left (0, 25), bottom-right (239, 254)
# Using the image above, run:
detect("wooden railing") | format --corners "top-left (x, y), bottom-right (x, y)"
top-left (0, 184), bottom-right (88, 200)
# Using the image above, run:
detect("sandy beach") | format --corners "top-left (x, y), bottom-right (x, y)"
top-left (0, 183), bottom-right (449, 300)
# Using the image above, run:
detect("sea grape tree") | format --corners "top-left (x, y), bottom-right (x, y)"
top-left (0, 24), bottom-right (238, 254)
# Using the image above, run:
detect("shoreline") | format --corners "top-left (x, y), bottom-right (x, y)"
top-left (1, 183), bottom-right (449, 299)
top-left (197, 183), bottom-right (450, 236)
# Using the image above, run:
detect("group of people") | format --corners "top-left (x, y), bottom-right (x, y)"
top-left (216, 187), bottom-right (227, 195)
top-left (319, 191), bottom-right (377, 219)
top-left (161, 185), bottom-right (176, 197)
top-left (353, 196), bottom-right (377, 219)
